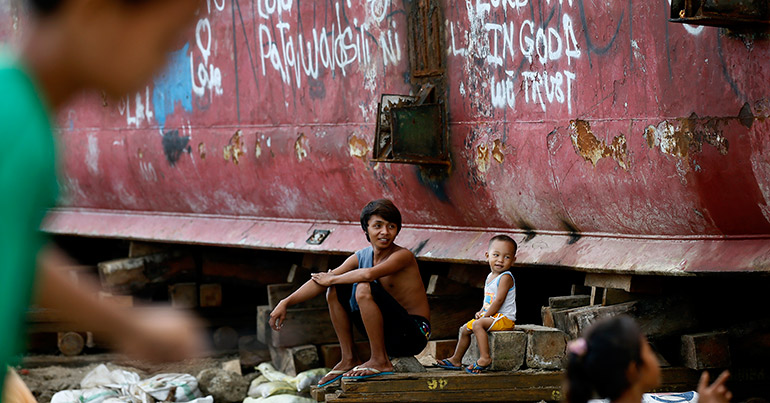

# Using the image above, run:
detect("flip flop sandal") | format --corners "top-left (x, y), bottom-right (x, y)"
top-left (465, 361), bottom-right (489, 374)
top-left (434, 358), bottom-right (463, 370)
top-left (342, 366), bottom-right (395, 380)
top-left (317, 369), bottom-right (347, 387)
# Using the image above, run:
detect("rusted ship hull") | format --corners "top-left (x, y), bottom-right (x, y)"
top-left (4, 0), bottom-right (770, 273)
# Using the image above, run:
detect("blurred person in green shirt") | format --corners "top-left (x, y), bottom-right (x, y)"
top-left (1, 0), bottom-right (205, 399)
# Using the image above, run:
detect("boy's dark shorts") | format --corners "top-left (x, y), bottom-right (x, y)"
top-left (335, 281), bottom-right (430, 357)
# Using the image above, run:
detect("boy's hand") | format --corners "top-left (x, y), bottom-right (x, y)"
top-left (269, 301), bottom-right (288, 330)
top-left (311, 270), bottom-right (335, 287)
top-left (116, 307), bottom-right (207, 363)
top-left (474, 310), bottom-right (484, 319)
top-left (697, 371), bottom-right (732, 403)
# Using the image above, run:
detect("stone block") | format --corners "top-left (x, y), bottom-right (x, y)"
top-left (681, 331), bottom-right (731, 370)
top-left (516, 324), bottom-right (568, 370)
top-left (461, 330), bottom-right (526, 371)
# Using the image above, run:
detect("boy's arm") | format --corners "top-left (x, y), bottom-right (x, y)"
top-left (481, 274), bottom-right (514, 317)
top-left (310, 249), bottom-right (413, 286)
top-left (269, 254), bottom-right (358, 330)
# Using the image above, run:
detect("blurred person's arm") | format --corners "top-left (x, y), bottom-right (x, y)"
top-left (34, 245), bottom-right (206, 362)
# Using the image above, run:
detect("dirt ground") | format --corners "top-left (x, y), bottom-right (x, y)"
top-left (18, 354), bottom-right (238, 403)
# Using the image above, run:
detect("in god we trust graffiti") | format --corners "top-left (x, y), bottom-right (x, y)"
top-left (449, 0), bottom-right (582, 114)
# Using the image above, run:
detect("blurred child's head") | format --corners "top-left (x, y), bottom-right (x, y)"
top-left (360, 199), bottom-right (402, 246)
top-left (565, 315), bottom-right (661, 403)
top-left (28, 0), bottom-right (199, 96)
top-left (485, 235), bottom-right (516, 274)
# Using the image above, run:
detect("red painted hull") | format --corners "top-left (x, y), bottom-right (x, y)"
top-left (5, 0), bottom-right (770, 273)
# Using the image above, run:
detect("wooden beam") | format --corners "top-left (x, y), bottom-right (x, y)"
top-left (548, 295), bottom-right (590, 309)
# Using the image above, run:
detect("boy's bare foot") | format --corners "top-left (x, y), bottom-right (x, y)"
top-left (343, 358), bottom-right (394, 377)
top-left (318, 359), bottom-right (362, 385)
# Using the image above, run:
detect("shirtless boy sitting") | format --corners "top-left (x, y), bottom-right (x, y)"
top-left (269, 199), bottom-right (430, 386)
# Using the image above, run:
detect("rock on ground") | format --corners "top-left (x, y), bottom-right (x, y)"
top-left (197, 368), bottom-right (249, 402)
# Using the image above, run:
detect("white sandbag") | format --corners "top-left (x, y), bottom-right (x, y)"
top-left (249, 381), bottom-right (296, 398)
top-left (51, 388), bottom-right (121, 403)
top-left (133, 373), bottom-right (202, 402)
top-left (255, 363), bottom-right (294, 384)
top-left (291, 368), bottom-right (328, 393)
top-left (244, 395), bottom-right (317, 403)
top-left (247, 375), bottom-right (271, 397)
top-left (80, 364), bottom-right (141, 389)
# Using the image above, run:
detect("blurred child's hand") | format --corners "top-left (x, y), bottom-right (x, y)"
top-left (115, 307), bottom-right (207, 363)
top-left (697, 370), bottom-right (732, 403)
top-left (474, 310), bottom-right (484, 319)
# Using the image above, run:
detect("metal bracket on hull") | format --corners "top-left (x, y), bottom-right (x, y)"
top-left (670, 0), bottom-right (770, 28)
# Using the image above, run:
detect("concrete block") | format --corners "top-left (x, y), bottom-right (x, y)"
top-left (461, 330), bottom-right (526, 371)
top-left (517, 324), bottom-right (568, 370)
top-left (681, 331), bottom-right (731, 370)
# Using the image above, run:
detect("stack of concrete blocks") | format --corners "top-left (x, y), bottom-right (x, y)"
top-left (461, 325), bottom-right (569, 371)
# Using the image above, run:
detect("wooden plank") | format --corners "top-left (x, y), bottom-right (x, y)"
top-left (267, 283), bottom-right (327, 310)
top-left (98, 253), bottom-right (196, 294)
top-left (585, 273), bottom-right (632, 291)
top-left (426, 275), bottom-right (475, 296)
top-left (602, 288), bottom-right (634, 305)
top-left (341, 371), bottom-right (563, 393)
top-left (584, 273), bottom-right (662, 293)
top-left (548, 295), bottom-right (590, 309)
top-left (328, 388), bottom-right (561, 402)
top-left (566, 301), bottom-right (635, 338)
